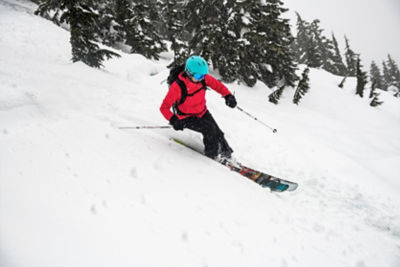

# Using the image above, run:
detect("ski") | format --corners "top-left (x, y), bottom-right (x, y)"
top-left (171, 138), bottom-right (298, 192)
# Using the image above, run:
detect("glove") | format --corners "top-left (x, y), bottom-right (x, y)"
top-left (169, 115), bottom-right (185, 131)
top-left (224, 94), bottom-right (237, 108)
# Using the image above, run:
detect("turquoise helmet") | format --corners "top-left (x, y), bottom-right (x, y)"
top-left (185, 56), bottom-right (209, 77)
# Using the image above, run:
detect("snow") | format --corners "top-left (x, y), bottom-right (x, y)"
top-left (1, 1), bottom-right (400, 267)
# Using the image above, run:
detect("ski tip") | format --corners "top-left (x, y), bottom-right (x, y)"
top-left (269, 181), bottom-right (298, 192)
top-left (283, 183), bottom-right (298, 192)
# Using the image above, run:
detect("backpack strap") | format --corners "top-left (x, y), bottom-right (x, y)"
top-left (175, 78), bottom-right (187, 105)
top-left (201, 79), bottom-right (207, 90)
top-left (174, 75), bottom-right (207, 105)
top-left (173, 76), bottom-right (208, 116)
top-left (172, 77), bottom-right (187, 115)
top-left (186, 80), bottom-right (207, 97)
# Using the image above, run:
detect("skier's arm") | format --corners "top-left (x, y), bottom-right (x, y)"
top-left (204, 75), bottom-right (231, 97)
top-left (160, 83), bottom-right (181, 121)
top-left (205, 75), bottom-right (237, 108)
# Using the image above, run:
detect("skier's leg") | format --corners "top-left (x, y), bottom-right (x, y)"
top-left (200, 111), bottom-right (233, 158)
top-left (183, 114), bottom-right (220, 158)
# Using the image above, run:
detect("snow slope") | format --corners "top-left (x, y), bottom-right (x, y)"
top-left (1, 1), bottom-right (400, 267)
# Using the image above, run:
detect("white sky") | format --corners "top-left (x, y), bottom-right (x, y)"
top-left (283, 0), bottom-right (400, 67)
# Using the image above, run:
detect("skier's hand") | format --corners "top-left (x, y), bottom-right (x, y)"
top-left (169, 115), bottom-right (185, 131)
top-left (224, 94), bottom-right (237, 108)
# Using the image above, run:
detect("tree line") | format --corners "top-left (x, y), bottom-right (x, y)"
top-left (33, 0), bottom-right (400, 106)
top-left (292, 13), bottom-right (400, 106)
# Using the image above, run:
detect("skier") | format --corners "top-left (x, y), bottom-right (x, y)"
top-left (160, 55), bottom-right (237, 159)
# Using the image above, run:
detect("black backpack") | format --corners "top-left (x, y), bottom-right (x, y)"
top-left (167, 64), bottom-right (207, 106)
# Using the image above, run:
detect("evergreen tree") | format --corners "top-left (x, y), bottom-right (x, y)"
top-left (186, 0), bottom-right (241, 83)
top-left (344, 36), bottom-right (358, 76)
top-left (304, 20), bottom-right (323, 68)
top-left (369, 81), bottom-right (383, 107)
top-left (185, 0), bottom-right (298, 89)
top-left (382, 61), bottom-right (391, 91)
top-left (185, 0), bottom-right (222, 59)
top-left (385, 54), bottom-right (400, 92)
top-left (111, 0), bottom-right (135, 45)
top-left (355, 57), bottom-right (368, 98)
top-left (293, 16), bottom-right (322, 68)
top-left (125, 0), bottom-right (166, 59)
top-left (310, 19), bottom-right (335, 71)
top-left (35, 0), bottom-right (120, 68)
top-left (330, 33), bottom-right (347, 76)
top-left (293, 15), bottom-right (345, 75)
top-left (158, 0), bottom-right (188, 66)
top-left (92, 0), bottom-right (122, 47)
top-left (34, 0), bottom-right (63, 24)
top-left (240, 0), bottom-right (297, 88)
top-left (293, 67), bottom-right (310, 105)
top-left (292, 13), bottom-right (309, 64)
top-left (268, 85), bottom-right (285, 104)
top-left (369, 61), bottom-right (384, 90)
top-left (258, 0), bottom-right (298, 88)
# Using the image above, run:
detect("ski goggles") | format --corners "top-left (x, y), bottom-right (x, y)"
top-left (192, 74), bottom-right (206, 81)
top-left (185, 67), bottom-right (206, 81)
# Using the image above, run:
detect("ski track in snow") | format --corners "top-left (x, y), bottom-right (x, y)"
top-left (1, 1), bottom-right (400, 267)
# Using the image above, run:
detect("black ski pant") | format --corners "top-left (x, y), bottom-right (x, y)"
top-left (181, 110), bottom-right (233, 158)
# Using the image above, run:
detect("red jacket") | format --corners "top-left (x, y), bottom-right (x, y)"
top-left (160, 73), bottom-right (232, 120)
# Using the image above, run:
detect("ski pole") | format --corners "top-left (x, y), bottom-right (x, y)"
top-left (236, 106), bottom-right (277, 133)
top-left (118, 126), bottom-right (172, 130)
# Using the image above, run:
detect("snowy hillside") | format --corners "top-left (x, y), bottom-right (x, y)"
top-left (1, 1), bottom-right (400, 267)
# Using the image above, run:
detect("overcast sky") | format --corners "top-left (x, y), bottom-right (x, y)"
top-left (283, 0), bottom-right (400, 67)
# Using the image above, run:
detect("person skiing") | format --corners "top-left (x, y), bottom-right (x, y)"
top-left (160, 55), bottom-right (237, 159)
